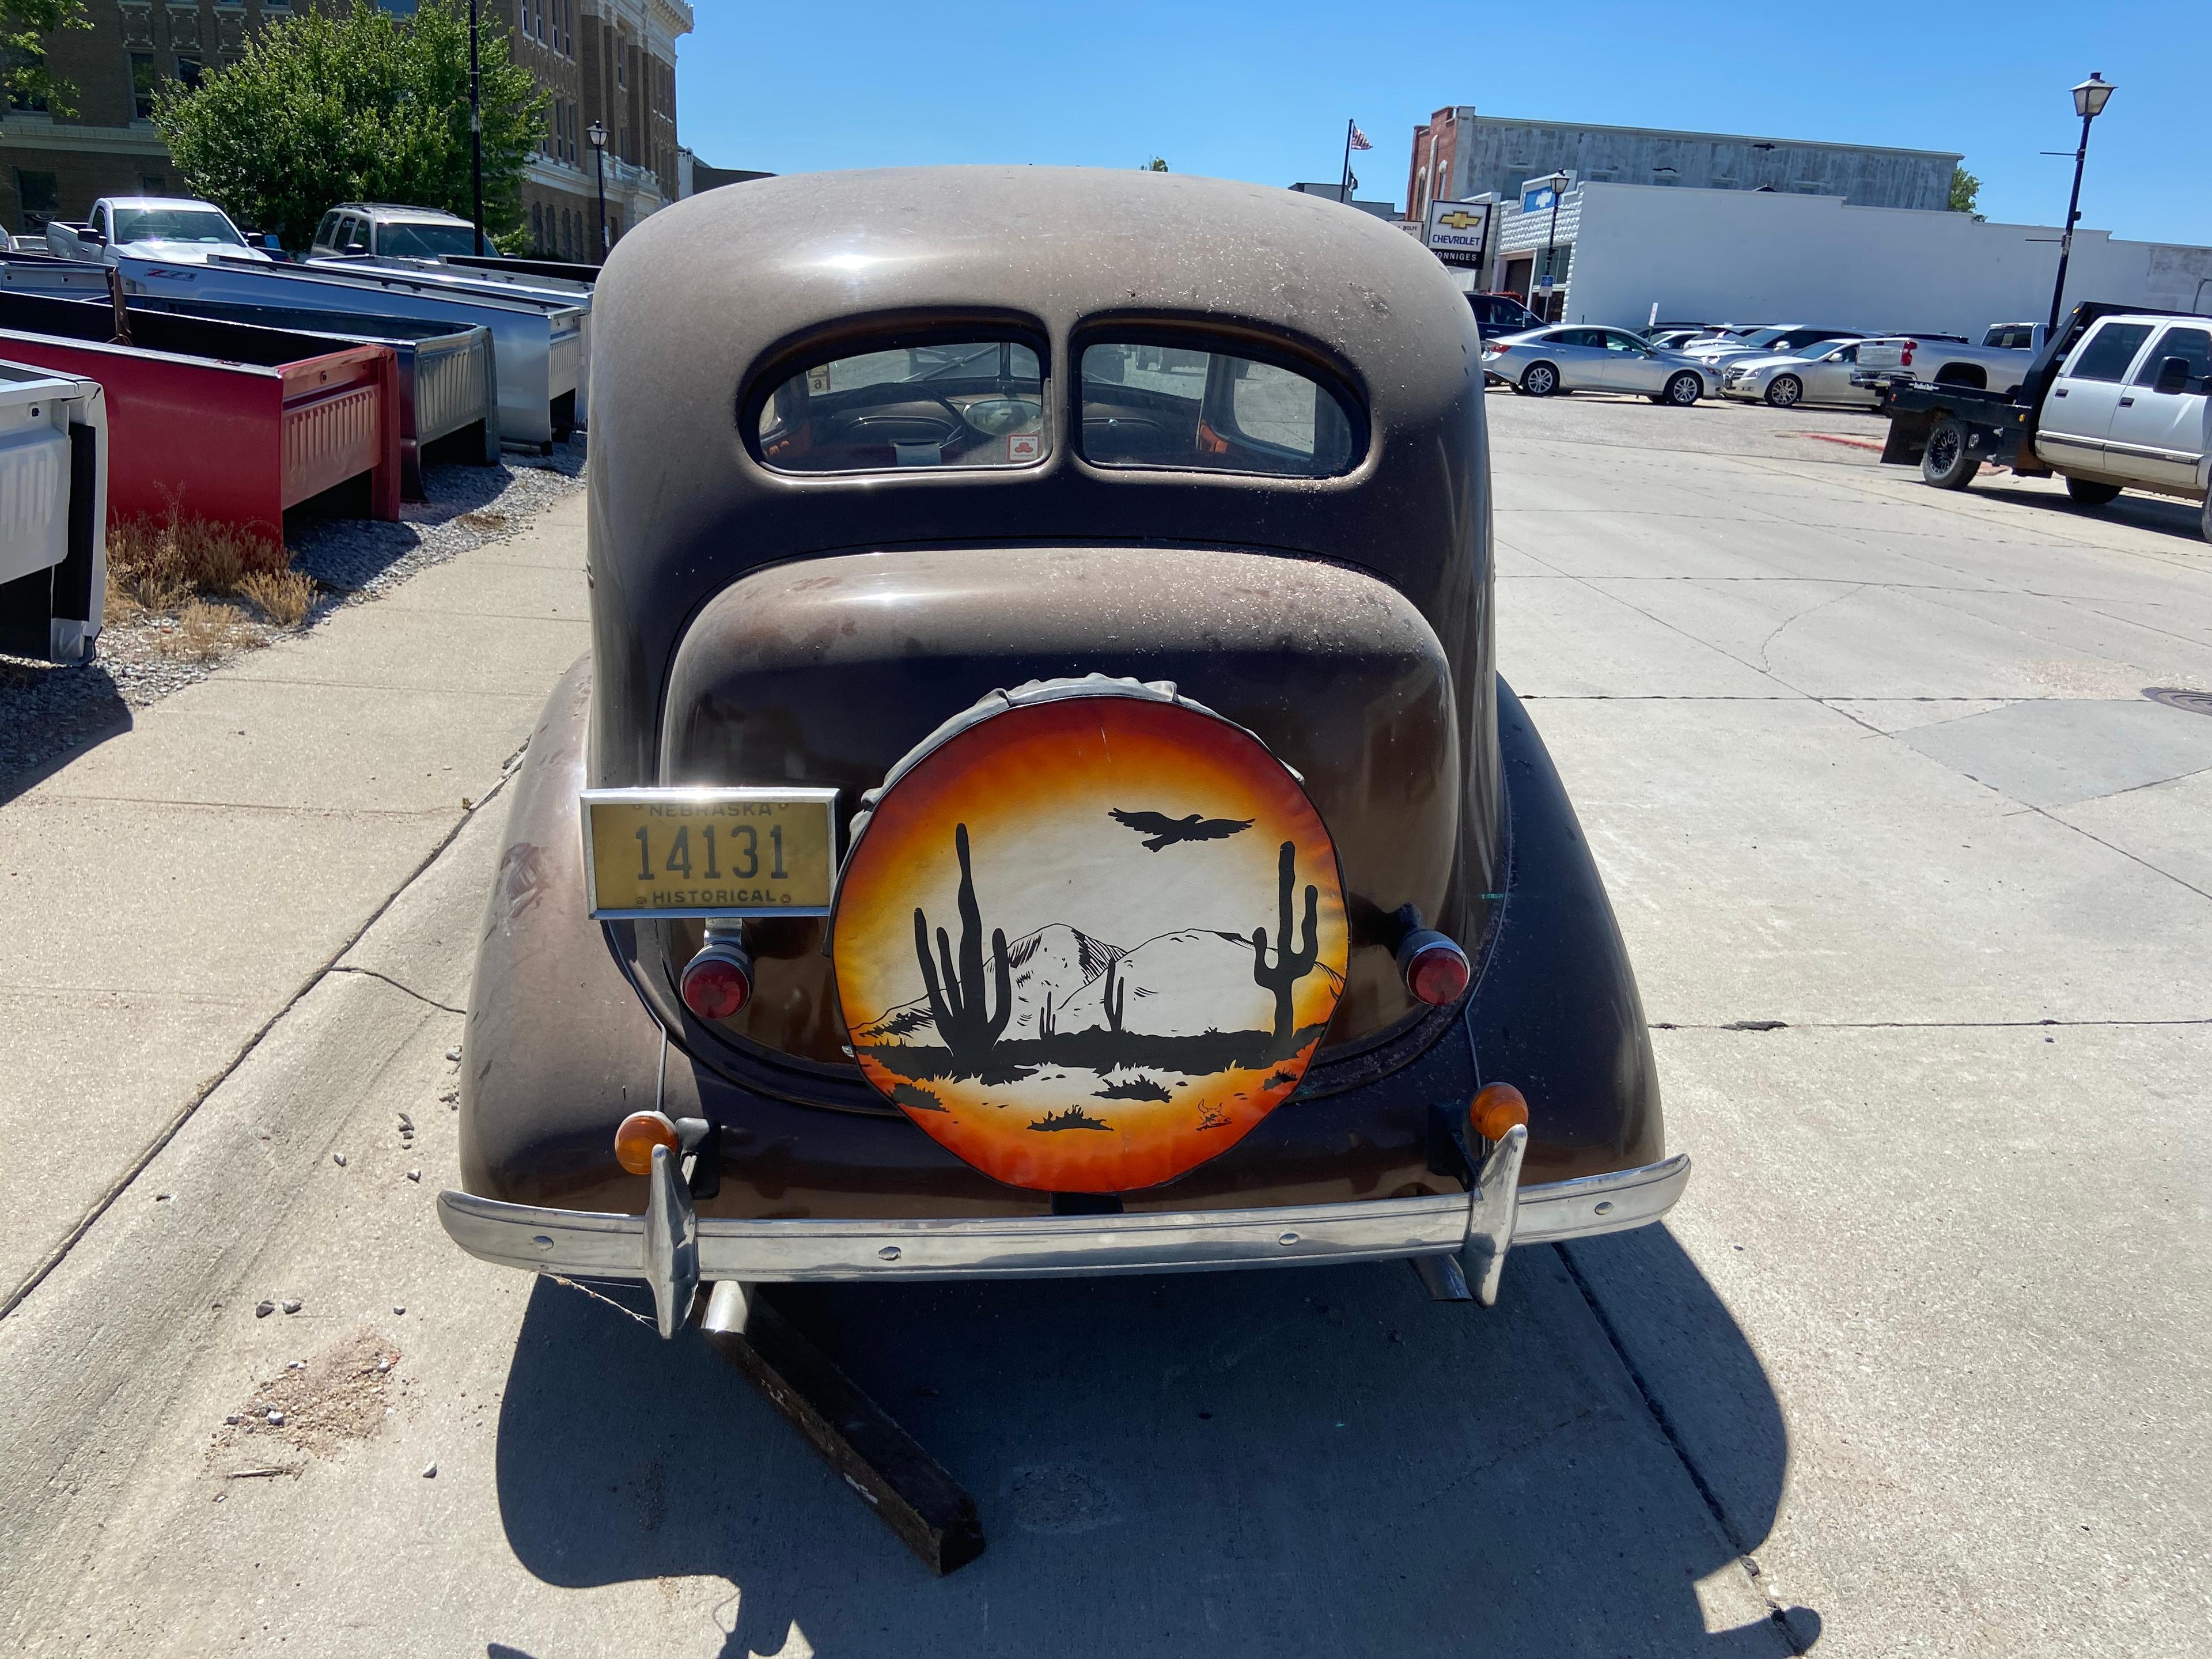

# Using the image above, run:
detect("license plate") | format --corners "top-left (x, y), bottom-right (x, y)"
top-left (580, 788), bottom-right (840, 919)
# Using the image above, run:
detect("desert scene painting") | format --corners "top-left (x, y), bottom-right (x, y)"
top-left (832, 694), bottom-right (1347, 1192)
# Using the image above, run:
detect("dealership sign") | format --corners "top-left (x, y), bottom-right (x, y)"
top-left (1424, 198), bottom-right (1491, 257)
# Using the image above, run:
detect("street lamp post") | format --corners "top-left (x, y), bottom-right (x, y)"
top-left (1537, 170), bottom-right (1569, 321)
top-left (588, 119), bottom-right (609, 263)
top-left (2046, 72), bottom-right (2115, 334)
top-left (468, 0), bottom-right (484, 256)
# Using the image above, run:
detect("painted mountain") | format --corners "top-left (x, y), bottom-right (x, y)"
top-left (853, 923), bottom-right (1342, 1050)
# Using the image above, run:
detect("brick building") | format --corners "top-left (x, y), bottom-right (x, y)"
top-left (1405, 105), bottom-right (1958, 226)
top-left (510, 0), bottom-right (692, 261)
top-left (0, 0), bottom-right (693, 260)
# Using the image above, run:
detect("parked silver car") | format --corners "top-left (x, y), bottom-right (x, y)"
top-left (1719, 338), bottom-right (1883, 408)
top-left (1482, 325), bottom-right (1714, 404)
top-left (1680, 324), bottom-right (1862, 372)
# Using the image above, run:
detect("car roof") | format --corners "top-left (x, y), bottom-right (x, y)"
top-left (586, 165), bottom-right (1488, 788)
top-left (331, 203), bottom-right (474, 224)
top-left (107, 197), bottom-right (224, 211)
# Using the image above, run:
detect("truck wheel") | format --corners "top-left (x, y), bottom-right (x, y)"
top-left (1921, 418), bottom-right (1978, 490)
top-left (1521, 362), bottom-right (1559, 397)
top-left (1764, 374), bottom-right (1802, 408)
top-left (2202, 490), bottom-right (2211, 546)
top-left (2065, 477), bottom-right (2121, 507)
top-left (1664, 372), bottom-right (1702, 406)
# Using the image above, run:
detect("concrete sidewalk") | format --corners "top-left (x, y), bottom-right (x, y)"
top-left (0, 493), bottom-right (589, 1312)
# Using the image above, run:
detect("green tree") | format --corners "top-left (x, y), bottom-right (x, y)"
top-left (1145, 156), bottom-right (1169, 172)
top-left (1949, 165), bottom-right (1984, 221)
top-left (153, 0), bottom-right (547, 251)
top-left (2, 1), bottom-right (89, 115)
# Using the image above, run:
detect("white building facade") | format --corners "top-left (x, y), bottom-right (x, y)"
top-left (1491, 182), bottom-right (2212, 336)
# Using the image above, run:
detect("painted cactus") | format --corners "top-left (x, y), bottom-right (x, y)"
top-left (1251, 840), bottom-right (1319, 1041)
top-left (913, 823), bottom-right (1012, 1067)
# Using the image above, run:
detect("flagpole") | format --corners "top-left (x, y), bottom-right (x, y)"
top-left (1339, 118), bottom-right (1354, 204)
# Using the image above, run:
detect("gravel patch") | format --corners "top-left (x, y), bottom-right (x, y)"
top-left (289, 437), bottom-right (585, 598)
top-left (0, 439), bottom-right (586, 800)
top-left (210, 1328), bottom-right (406, 1472)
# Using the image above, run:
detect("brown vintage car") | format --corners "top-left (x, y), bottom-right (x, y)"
top-left (438, 167), bottom-right (1689, 1337)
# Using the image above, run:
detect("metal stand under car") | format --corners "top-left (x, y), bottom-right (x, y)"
top-left (636, 1126), bottom-right (986, 1574)
top-left (696, 1279), bottom-right (986, 1576)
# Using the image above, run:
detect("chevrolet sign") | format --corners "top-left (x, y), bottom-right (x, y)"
top-left (1424, 198), bottom-right (1491, 256)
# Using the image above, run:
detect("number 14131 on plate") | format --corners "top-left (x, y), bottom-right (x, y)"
top-left (579, 788), bottom-right (839, 919)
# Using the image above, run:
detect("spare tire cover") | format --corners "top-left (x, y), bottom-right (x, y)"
top-left (832, 679), bottom-right (1349, 1194)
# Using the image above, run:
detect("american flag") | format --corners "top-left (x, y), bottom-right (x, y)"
top-left (1350, 123), bottom-right (1373, 151)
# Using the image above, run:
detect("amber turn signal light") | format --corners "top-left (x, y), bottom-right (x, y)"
top-left (1469, 1082), bottom-right (1529, 1144)
top-left (614, 1109), bottom-right (680, 1176)
top-left (680, 940), bottom-right (753, 1021)
top-left (1395, 929), bottom-right (1471, 1007)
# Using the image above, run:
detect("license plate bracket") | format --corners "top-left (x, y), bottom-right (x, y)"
top-left (581, 788), bottom-right (840, 919)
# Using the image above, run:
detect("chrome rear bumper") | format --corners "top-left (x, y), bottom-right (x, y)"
top-left (438, 1132), bottom-right (1690, 1338)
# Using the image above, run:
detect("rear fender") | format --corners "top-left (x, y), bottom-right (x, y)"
top-left (461, 662), bottom-right (1660, 1213)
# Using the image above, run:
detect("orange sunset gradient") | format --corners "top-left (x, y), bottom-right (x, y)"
top-left (833, 693), bottom-right (1347, 1192)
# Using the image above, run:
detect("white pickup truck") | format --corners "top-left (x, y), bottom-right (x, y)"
top-left (1875, 304), bottom-right (2211, 542)
top-left (45, 196), bottom-right (276, 266)
top-left (1851, 323), bottom-right (2047, 396)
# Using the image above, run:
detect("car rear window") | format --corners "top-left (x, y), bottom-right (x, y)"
top-left (2066, 322), bottom-right (2154, 382)
top-left (1079, 342), bottom-right (1357, 476)
top-left (755, 339), bottom-right (1048, 472)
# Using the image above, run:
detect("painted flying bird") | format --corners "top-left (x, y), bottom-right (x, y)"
top-left (1107, 809), bottom-right (1255, 851)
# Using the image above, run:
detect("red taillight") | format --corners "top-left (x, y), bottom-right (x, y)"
top-left (681, 942), bottom-right (752, 1020)
top-left (1900, 340), bottom-right (1916, 366)
top-left (1396, 929), bottom-right (1471, 1006)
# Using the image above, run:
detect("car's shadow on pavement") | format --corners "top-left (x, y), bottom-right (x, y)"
top-left (492, 1228), bottom-right (1816, 1657)
top-left (1977, 482), bottom-right (2207, 543)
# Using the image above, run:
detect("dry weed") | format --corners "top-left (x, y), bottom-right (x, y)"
top-left (103, 503), bottom-right (317, 654)
top-left (161, 599), bottom-right (254, 661)
top-left (109, 505), bottom-right (286, 593)
top-left (236, 568), bottom-right (316, 629)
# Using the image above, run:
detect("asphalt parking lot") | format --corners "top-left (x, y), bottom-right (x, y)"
top-left (3, 387), bottom-right (2207, 1657)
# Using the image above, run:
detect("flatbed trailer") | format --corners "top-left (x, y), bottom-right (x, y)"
top-left (1877, 301), bottom-right (2192, 484)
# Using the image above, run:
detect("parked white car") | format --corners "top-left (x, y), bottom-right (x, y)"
top-left (1679, 324), bottom-right (1862, 371)
top-left (44, 197), bottom-right (275, 266)
top-left (2032, 313), bottom-right (2211, 515)
top-left (1885, 307), bottom-right (2211, 542)
top-left (309, 203), bottom-right (481, 262)
top-left (1719, 339), bottom-right (1888, 408)
top-left (1482, 325), bottom-right (1715, 404)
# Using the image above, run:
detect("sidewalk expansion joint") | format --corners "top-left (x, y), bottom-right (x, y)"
top-left (1556, 1242), bottom-right (1813, 1656)
top-left (0, 755), bottom-right (522, 1323)
top-left (327, 965), bottom-right (465, 1017)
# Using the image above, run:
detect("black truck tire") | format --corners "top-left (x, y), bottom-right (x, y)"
top-left (1921, 418), bottom-right (1979, 490)
top-left (2065, 477), bottom-right (2122, 507)
top-left (2201, 490), bottom-right (2211, 546)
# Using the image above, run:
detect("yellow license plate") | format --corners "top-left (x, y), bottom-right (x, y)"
top-left (581, 789), bottom-right (840, 919)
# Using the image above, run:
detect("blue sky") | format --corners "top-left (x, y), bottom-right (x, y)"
top-left (676, 0), bottom-right (2210, 248)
